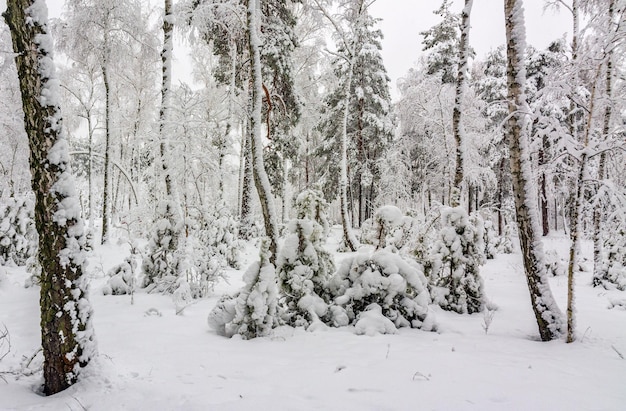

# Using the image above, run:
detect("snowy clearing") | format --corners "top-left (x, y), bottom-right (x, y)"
top-left (1, 230), bottom-right (625, 411)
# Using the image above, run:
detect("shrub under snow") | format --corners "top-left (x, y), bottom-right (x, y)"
top-left (294, 188), bottom-right (331, 238)
top-left (594, 228), bottom-right (626, 291)
top-left (0, 196), bottom-right (37, 267)
top-left (276, 218), bottom-right (335, 328)
top-left (360, 205), bottom-right (420, 252)
top-left (208, 239), bottom-right (278, 339)
top-left (102, 243), bottom-right (140, 296)
top-left (429, 207), bottom-right (487, 314)
top-left (327, 250), bottom-right (436, 333)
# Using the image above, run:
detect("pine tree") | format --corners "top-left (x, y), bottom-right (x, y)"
top-left (4, 0), bottom-right (97, 394)
top-left (317, 0), bottom-right (393, 229)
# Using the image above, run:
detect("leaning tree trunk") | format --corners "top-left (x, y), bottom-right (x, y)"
top-left (247, 0), bottom-right (280, 264)
top-left (4, 0), bottom-right (96, 395)
top-left (451, 0), bottom-right (473, 207)
top-left (504, 0), bottom-right (564, 341)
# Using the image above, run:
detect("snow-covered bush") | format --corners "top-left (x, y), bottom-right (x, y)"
top-left (142, 202), bottom-right (183, 290)
top-left (208, 239), bottom-right (278, 339)
top-left (327, 250), bottom-right (436, 332)
top-left (276, 217), bottom-right (335, 328)
top-left (544, 249), bottom-right (566, 277)
top-left (496, 223), bottom-right (514, 254)
top-left (360, 205), bottom-right (420, 252)
top-left (181, 231), bottom-right (226, 299)
top-left (483, 220), bottom-right (498, 259)
top-left (429, 207), bottom-right (486, 314)
top-left (102, 243), bottom-right (140, 296)
top-left (0, 196), bottom-right (37, 266)
top-left (203, 207), bottom-right (244, 269)
top-left (103, 257), bottom-right (136, 295)
top-left (594, 228), bottom-right (626, 291)
top-left (294, 188), bottom-right (330, 238)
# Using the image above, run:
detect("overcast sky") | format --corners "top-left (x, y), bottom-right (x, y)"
top-left (1, 0), bottom-right (572, 99)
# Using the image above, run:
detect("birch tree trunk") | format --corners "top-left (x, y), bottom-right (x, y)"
top-left (592, 0), bottom-right (615, 285)
top-left (339, 63), bottom-right (359, 251)
top-left (451, 0), bottom-right (473, 206)
top-left (505, 0), bottom-right (564, 341)
top-left (4, 0), bottom-right (96, 394)
top-left (247, 0), bottom-right (280, 264)
top-left (101, 53), bottom-right (111, 244)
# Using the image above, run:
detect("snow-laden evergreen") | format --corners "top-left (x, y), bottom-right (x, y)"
top-left (0, 195), bottom-right (37, 267)
top-left (594, 227), bottom-right (626, 291)
top-left (276, 189), bottom-right (335, 328)
top-left (208, 238), bottom-right (278, 339)
top-left (360, 205), bottom-right (421, 253)
top-left (327, 250), bottom-right (436, 332)
top-left (294, 188), bottom-right (330, 238)
top-left (429, 206), bottom-right (486, 314)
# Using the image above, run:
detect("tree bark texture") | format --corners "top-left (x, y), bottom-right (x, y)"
top-left (247, 0), bottom-right (280, 264)
top-left (592, 0), bottom-right (615, 285)
top-left (504, 0), bottom-right (564, 341)
top-left (451, 0), bottom-right (473, 206)
top-left (4, 0), bottom-right (96, 394)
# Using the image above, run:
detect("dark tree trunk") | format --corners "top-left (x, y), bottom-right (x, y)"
top-left (101, 61), bottom-right (111, 244)
top-left (505, 0), bottom-right (564, 341)
top-left (4, 0), bottom-right (95, 395)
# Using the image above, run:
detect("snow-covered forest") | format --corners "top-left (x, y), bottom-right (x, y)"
top-left (1, 0), bottom-right (625, 409)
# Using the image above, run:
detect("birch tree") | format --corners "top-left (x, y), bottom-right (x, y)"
top-left (3, 0), bottom-right (96, 394)
top-left (451, 0), bottom-right (472, 205)
top-left (143, 0), bottom-right (185, 288)
top-left (504, 0), bottom-right (564, 341)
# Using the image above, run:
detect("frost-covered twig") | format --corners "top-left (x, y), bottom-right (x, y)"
top-left (612, 345), bottom-right (624, 360)
top-left (412, 371), bottom-right (430, 381)
top-left (482, 308), bottom-right (496, 334)
top-left (0, 324), bottom-right (10, 362)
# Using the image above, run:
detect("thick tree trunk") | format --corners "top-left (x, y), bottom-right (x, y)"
top-left (451, 0), bottom-right (473, 206)
top-left (505, 0), bottom-right (564, 341)
top-left (247, 0), bottom-right (280, 263)
top-left (4, 0), bottom-right (96, 395)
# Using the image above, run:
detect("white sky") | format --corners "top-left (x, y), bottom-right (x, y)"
top-left (369, 0), bottom-right (572, 98)
top-left (1, 0), bottom-right (572, 99)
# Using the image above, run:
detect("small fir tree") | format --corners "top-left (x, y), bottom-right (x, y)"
top-left (208, 238), bottom-right (278, 339)
top-left (277, 190), bottom-right (335, 327)
top-left (429, 206), bottom-right (486, 314)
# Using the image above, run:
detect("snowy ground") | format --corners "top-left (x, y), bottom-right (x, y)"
top-left (1, 229), bottom-right (625, 410)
